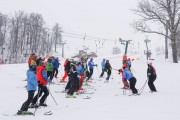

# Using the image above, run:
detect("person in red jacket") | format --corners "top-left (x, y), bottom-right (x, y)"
top-left (30, 61), bottom-right (50, 107)
top-left (60, 59), bottom-right (70, 82)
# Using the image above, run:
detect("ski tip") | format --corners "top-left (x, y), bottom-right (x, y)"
top-left (44, 111), bottom-right (52, 115)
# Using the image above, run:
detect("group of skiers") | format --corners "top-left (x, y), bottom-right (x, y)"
top-left (17, 53), bottom-right (60, 115)
top-left (61, 57), bottom-right (98, 98)
top-left (117, 57), bottom-right (157, 95)
top-left (17, 53), bottom-right (157, 115)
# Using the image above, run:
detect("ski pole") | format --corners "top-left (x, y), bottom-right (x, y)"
top-left (111, 69), bottom-right (114, 79)
top-left (44, 83), bottom-right (51, 105)
top-left (139, 79), bottom-right (148, 94)
top-left (33, 86), bottom-right (41, 116)
top-left (96, 66), bottom-right (100, 77)
top-left (49, 90), bottom-right (58, 106)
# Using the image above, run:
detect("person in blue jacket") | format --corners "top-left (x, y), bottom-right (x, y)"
top-left (127, 58), bottom-right (131, 71)
top-left (76, 62), bottom-right (84, 90)
top-left (123, 66), bottom-right (138, 95)
top-left (52, 57), bottom-right (60, 78)
top-left (88, 58), bottom-right (97, 80)
top-left (30, 61), bottom-right (50, 107)
top-left (99, 58), bottom-right (106, 78)
top-left (17, 65), bottom-right (38, 115)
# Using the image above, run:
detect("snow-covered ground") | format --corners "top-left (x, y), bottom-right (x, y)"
top-left (0, 55), bottom-right (180, 120)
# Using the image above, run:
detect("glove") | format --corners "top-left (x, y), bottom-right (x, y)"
top-left (77, 74), bottom-right (80, 79)
top-left (48, 78), bottom-right (51, 82)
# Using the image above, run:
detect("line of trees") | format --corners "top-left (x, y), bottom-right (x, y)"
top-left (0, 11), bottom-right (62, 64)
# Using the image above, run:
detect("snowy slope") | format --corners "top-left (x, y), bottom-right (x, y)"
top-left (0, 56), bottom-right (180, 120)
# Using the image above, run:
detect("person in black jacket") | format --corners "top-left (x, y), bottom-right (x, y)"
top-left (147, 62), bottom-right (157, 92)
top-left (104, 60), bottom-right (112, 82)
top-left (66, 61), bottom-right (80, 98)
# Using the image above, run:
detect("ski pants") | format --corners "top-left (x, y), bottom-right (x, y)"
top-left (47, 71), bottom-right (53, 81)
top-left (53, 68), bottom-right (58, 78)
top-left (148, 76), bottom-right (157, 91)
top-left (100, 69), bottom-right (105, 77)
top-left (67, 78), bottom-right (79, 95)
top-left (129, 77), bottom-right (138, 94)
top-left (89, 68), bottom-right (94, 79)
top-left (32, 85), bottom-right (49, 105)
top-left (62, 70), bottom-right (68, 81)
top-left (20, 90), bottom-right (35, 111)
top-left (65, 75), bottom-right (71, 90)
top-left (106, 70), bottom-right (111, 80)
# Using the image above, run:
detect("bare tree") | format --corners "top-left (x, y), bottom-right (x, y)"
top-left (52, 23), bottom-right (62, 52)
top-left (0, 11), bottom-right (58, 64)
top-left (0, 13), bottom-right (8, 63)
top-left (132, 0), bottom-right (180, 63)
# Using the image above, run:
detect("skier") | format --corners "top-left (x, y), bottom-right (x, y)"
top-left (52, 57), bottom-right (60, 78)
top-left (28, 53), bottom-right (35, 67)
top-left (123, 66), bottom-right (138, 95)
top-left (30, 61), bottom-right (50, 107)
top-left (121, 59), bottom-right (130, 89)
top-left (17, 65), bottom-right (38, 115)
top-left (66, 61), bottom-right (80, 98)
top-left (99, 58), bottom-right (106, 78)
top-left (118, 67), bottom-right (129, 89)
top-left (147, 61), bottom-right (157, 92)
top-left (127, 58), bottom-right (131, 71)
top-left (76, 62), bottom-right (84, 90)
top-left (88, 58), bottom-right (97, 80)
top-left (82, 57), bottom-right (89, 83)
top-left (36, 56), bottom-right (43, 66)
top-left (64, 59), bottom-right (73, 92)
top-left (29, 55), bottom-right (37, 67)
top-left (104, 60), bottom-right (112, 82)
top-left (46, 58), bottom-right (54, 83)
top-left (60, 59), bottom-right (70, 82)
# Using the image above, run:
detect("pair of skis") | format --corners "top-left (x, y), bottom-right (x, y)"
top-left (2, 111), bottom-right (52, 116)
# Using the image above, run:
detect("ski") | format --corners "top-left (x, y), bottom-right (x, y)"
top-left (54, 83), bottom-right (66, 85)
top-left (44, 111), bottom-right (52, 115)
top-left (82, 96), bottom-right (91, 99)
top-left (80, 92), bottom-right (94, 94)
top-left (55, 90), bottom-right (67, 93)
top-left (2, 111), bottom-right (52, 116)
top-left (1, 113), bottom-right (19, 116)
top-left (2, 111), bottom-right (33, 116)
top-left (129, 93), bottom-right (140, 96)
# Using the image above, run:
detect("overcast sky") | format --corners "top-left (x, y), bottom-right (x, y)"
top-left (0, 0), bottom-right (164, 56)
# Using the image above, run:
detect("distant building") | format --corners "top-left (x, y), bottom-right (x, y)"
top-left (112, 47), bottom-right (121, 55)
top-left (71, 50), bottom-right (98, 59)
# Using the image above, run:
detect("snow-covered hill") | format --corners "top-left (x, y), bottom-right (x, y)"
top-left (0, 56), bottom-right (180, 120)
